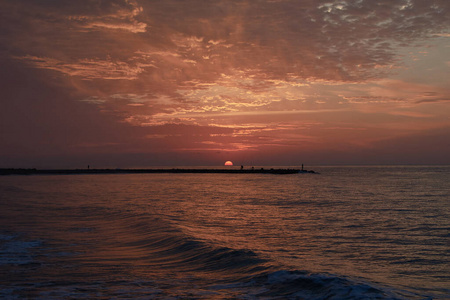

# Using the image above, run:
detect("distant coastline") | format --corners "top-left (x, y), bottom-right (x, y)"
top-left (0, 168), bottom-right (316, 175)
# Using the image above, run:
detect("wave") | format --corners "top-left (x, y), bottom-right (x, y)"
top-left (0, 210), bottom-right (425, 299)
top-left (100, 213), bottom-right (271, 277)
top-left (247, 270), bottom-right (417, 300)
top-left (77, 213), bottom-right (415, 299)
top-left (1, 234), bottom-right (412, 299)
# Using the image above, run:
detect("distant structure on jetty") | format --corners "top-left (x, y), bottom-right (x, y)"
top-left (0, 168), bottom-right (317, 176)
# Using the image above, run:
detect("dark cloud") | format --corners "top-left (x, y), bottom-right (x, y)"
top-left (135, 0), bottom-right (449, 81)
top-left (415, 98), bottom-right (450, 104)
top-left (4, 0), bottom-right (448, 81)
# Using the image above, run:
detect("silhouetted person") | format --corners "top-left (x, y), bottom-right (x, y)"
top-left (241, 165), bottom-right (244, 170)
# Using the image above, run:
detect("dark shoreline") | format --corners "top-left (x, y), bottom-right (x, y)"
top-left (0, 168), bottom-right (316, 175)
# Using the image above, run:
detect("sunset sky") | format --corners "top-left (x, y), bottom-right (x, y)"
top-left (1, 0), bottom-right (449, 168)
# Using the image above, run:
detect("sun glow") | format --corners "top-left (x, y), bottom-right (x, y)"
top-left (224, 161), bottom-right (233, 166)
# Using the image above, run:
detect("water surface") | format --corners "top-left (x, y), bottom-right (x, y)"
top-left (1, 166), bottom-right (448, 299)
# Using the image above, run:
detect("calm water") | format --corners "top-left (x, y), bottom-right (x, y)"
top-left (0, 166), bottom-right (449, 299)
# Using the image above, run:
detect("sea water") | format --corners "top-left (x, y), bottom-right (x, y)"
top-left (0, 166), bottom-right (448, 299)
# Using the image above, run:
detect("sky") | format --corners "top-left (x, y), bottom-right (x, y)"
top-left (0, 0), bottom-right (449, 168)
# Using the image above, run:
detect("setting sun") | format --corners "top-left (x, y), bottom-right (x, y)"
top-left (224, 161), bottom-right (233, 166)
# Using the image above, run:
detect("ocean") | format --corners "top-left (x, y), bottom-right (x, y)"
top-left (0, 166), bottom-right (448, 299)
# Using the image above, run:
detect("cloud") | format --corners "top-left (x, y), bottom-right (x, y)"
top-left (18, 55), bottom-right (146, 80)
top-left (69, 1), bottom-right (147, 33)
top-left (78, 20), bottom-right (147, 33)
top-left (5, 1), bottom-right (449, 93)
top-left (10, 0), bottom-right (147, 33)
top-left (415, 97), bottom-right (450, 104)
top-left (1, 0), bottom-right (450, 166)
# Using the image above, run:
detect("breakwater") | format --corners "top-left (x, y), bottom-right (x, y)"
top-left (0, 168), bottom-right (316, 175)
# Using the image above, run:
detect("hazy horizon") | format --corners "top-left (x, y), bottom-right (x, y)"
top-left (2, 163), bottom-right (449, 171)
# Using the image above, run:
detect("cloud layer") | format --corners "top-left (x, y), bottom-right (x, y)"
top-left (1, 0), bottom-right (449, 166)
